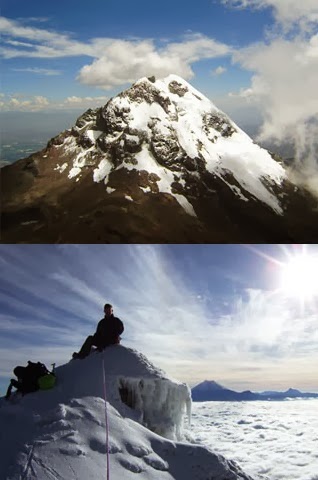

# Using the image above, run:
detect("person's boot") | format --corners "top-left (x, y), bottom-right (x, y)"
top-left (72, 351), bottom-right (88, 360)
top-left (5, 381), bottom-right (13, 400)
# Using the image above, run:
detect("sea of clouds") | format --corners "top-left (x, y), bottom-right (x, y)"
top-left (187, 399), bottom-right (318, 480)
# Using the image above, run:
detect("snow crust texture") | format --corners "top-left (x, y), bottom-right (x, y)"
top-left (53, 74), bottom-right (286, 215)
top-left (0, 346), bottom-right (254, 480)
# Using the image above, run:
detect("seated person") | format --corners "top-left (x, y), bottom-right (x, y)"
top-left (73, 303), bottom-right (124, 359)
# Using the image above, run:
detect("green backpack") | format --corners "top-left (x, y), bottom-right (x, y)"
top-left (38, 374), bottom-right (56, 390)
top-left (38, 363), bottom-right (56, 390)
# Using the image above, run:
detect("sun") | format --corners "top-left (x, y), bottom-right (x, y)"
top-left (279, 252), bottom-right (318, 301)
top-left (244, 244), bottom-right (318, 307)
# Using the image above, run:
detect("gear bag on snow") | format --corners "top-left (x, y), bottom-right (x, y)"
top-left (5, 361), bottom-right (56, 399)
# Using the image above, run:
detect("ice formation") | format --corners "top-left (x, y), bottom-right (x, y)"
top-left (118, 377), bottom-right (191, 439)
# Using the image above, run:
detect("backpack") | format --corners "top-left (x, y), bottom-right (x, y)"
top-left (5, 361), bottom-right (56, 399)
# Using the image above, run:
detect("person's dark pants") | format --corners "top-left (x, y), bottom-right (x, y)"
top-left (77, 334), bottom-right (120, 358)
top-left (77, 335), bottom-right (96, 358)
top-left (5, 379), bottom-right (38, 399)
top-left (5, 379), bottom-right (20, 399)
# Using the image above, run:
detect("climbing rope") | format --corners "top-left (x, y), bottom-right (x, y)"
top-left (102, 353), bottom-right (110, 480)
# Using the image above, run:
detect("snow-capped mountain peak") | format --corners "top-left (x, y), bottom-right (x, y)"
top-left (66, 73), bottom-right (285, 215)
top-left (3, 74), bottom-right (318, 242)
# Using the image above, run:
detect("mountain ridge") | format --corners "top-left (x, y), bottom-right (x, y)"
top-left (192, 380), bottom-right (318, 402)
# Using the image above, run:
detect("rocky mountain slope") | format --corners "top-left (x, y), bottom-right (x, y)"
top-left (2, 74), bottom-right (318, 242)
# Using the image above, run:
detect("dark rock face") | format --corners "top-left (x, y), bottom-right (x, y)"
top-left (150, 129), bottom-right (182, 168)
top-left (2, 75), bottom-right (318, 243)
top-left (168, 80), bottom-right (189, 97)
top-left (203, 113), bottom-right (236, 138)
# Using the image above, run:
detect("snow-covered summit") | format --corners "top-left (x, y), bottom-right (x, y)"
top-left (3, 74), bottom-right (318, 242)
top-left (0, 346), bottom-right (254, 480)
top-left (65, 73), bottom-right (285, 214)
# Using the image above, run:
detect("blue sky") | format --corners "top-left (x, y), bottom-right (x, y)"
top-left (0, 0), bottom-right (269, 100)
top-left (1, 0), bottom-right (318, 154)
top-left (1, 244), bottom-right (317, 397)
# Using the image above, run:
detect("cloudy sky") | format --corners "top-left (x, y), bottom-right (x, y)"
top-left (1, 0), bottom-right (318, 154)
top-left (0, 244), bottom-right (317, 396)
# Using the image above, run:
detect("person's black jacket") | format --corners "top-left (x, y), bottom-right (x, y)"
top-left (94, 314), bottom-right (124, 347)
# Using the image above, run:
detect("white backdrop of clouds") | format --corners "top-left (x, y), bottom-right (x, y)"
top-left (222, 0), bottom-right (318, 31)
top-left (232, 36), bottom-right (318, 140)
top-left (0, 94), bottom-right (109, 112)
top-left (220, 1), bottom-right (318, 196)
top-left (190, 400), bottom-right (318, 480)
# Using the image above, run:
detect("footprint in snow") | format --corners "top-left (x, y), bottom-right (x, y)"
top-left (89, 436), bottom-right (122, 454)
top-left (144, 453), bottom-right (169, 471)
top-left (126, 443), bottom-right (152, 457)
top-left (119, 457), bottom-right (144, 473)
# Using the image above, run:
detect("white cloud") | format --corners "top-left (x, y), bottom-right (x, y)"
top-left (222, 0), bottom-right (318, 31)
top-left (0, 16), bottom-right (94, 58)
top-left (78, 35), bottom-right (231, 88)
top-left (64, 95), bottom-right (108, 106)
top-left (190, 401), bottom-right (318, 480)
top-left (211, 65), bottom-right (227, 76)
top-left (0, 94), bottom-right (108, 111)
top-left (222, 1), bottom-right (318, 194)
top-left (232, 34), bottom-right (318, 195)
top-left (17, 17), bottom-right (50, 24)
top-left (0, 16), bottom-right (231, 89)
top-left (13, 67), bottom-right (61, 75)
top-left (0, 95), bottom-right (49, 111)
top-left (233, 37), bottom-right (318, 138)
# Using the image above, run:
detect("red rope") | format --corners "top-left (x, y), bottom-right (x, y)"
top-left (102, 354), bottom-right (110, 480)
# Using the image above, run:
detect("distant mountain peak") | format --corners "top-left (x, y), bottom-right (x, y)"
top-left (194, 380), bottom-right (226, 391)
top-left (285, 388), bottom-right (302, 395)
top-left (192, 381), bottom-right (318, 402)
